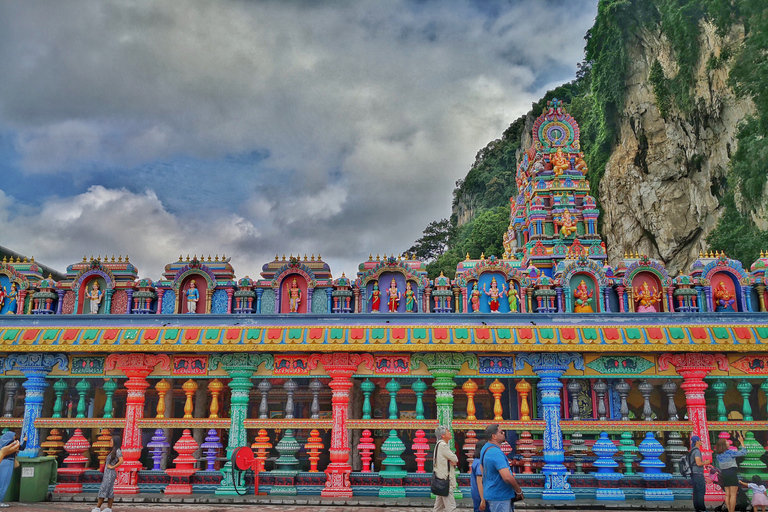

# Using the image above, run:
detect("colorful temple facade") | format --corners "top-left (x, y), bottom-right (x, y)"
top-left (1, 100), bottom-right (768, 501)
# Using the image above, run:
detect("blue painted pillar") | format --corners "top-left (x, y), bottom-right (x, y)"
top-left (4, 354), bottom-right (68, 457)
top-left (744, 285), bottom-right (754, 312)
top-left (256, 288), bottom-right (264, 313)
top-left (326, 288), bottom-right (333, 313)
top-left (516, 353), bottom-right (583, 500)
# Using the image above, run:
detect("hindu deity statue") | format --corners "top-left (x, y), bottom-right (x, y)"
top-left (370, 282), bottom-right (381, 312)
top-left (86, 281), bottom-right (104, 314)
top-left (186, 281), bottom-right (199, 314)
top-left (634, 280), bottom-right (661, 312)
top-left (470, 283), bottom-right (481, 313)
top-left (0, 286), bottom-right (4, 310)
top-left (483, 278), bottom-right (506, 313)
top-left (404, 282), bottom-right (416, 313)
top-left (573, 279), bottom-right (594, 313)
top-left (574, 152), bottom-right (588, 174)
top-left (288, 278), bottom-right (302, 313)
top-left (387, 279), bottom-right (400, 312)
top-left (552, 148), bottom-right (569, 176)
top-left (508, 282), bottom-right (519, 313)
top-left (502, 227), bottom-right (516, 259)
top-left (714, 280), bottom-right (736, 311)
top-left (558, 209), bottom-right (577, 238)
top-left (3, 283), bottom-right (17, 314)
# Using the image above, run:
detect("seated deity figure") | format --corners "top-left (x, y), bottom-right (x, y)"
top-left (714, 280), bottom-right (736, 311)
top-left (552, 148), bottom-right (570, 176)
top-left (508, 283), bottom-right (519, 313)
top-left (404, 282), bottom-right (416, 312)
top-left (483, 278), bottom-right (506, 313)
top-left (370, 282), bottom-right (381, 312)
top-left (634, 280), bottom-right (661, 312)
top-left (559, 209), bottom-right (577, 238)
top-left (288, 278), bottom-right (302, 313)
top-left (573, 279), bottom-right (594, 313)
top-left (0, 286), bottom-right (4, 310)
top-left (3, 283), bottom-right (17, 314)
top-left (470, 283), bottom-right (481, 312)
top-left (387, 279), bottom-right (400, 312)
top-left (186, 281), bottom-right (199, 314)
top-left (86, 281), bottom-right (104, 314)
top-left (574, 152), bottom-right (588, 174)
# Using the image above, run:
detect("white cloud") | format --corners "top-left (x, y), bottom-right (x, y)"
top-left (0, 0), bottom-right (598, 276)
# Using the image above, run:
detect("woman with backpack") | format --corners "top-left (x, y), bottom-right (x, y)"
top-left (715, 431), bottom-right (748, 512)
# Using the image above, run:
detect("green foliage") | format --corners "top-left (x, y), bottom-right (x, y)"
top-left (404, 219), bottom-right (454, 261)
top-left (649, 59), bottom-right (672, 118)
top-left (706, 192), bottom-right (768, 266)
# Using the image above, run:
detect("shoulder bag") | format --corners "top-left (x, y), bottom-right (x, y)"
top-left (430, 441), bottom-right (450, 497)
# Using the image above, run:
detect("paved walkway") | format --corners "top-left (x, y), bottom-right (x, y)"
top-left (40, 494), bottom-right (699, 511)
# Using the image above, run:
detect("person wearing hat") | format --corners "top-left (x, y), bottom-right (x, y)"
top-left (689, 435), bottom-right (706, 512)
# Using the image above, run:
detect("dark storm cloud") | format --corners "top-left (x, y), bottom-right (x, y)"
top-left (0, 0), bottom-right (597, 278)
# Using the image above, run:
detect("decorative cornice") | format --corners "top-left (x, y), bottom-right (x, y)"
top-left (4, 353), bottom-right (67, 373)
top-left (658, 353), bottom-right (729, 372)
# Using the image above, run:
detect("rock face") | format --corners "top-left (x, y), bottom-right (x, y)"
top-left (600, 21), bottom-right (754, 274)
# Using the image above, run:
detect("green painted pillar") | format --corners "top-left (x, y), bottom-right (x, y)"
top-left (413, 378), bottom-right (427, 420)
top-left (361, 378), bottom-right (375, 420)
top-left (712, 379), bottom-right (728, 421)
top-left (52, 379), bottom-right (67, 419)
top-left (271, 379), bottom-right (300, 496)
top-left (737, 379), bottom-right (754, 421)
top-left (210, 353), bottom-right (273, 496)
top-left (412, 353), bottom-right (478, 499)
top-left (102, 378), bottom-right (117, 419)
top-left (75, 379), bottom-right (91, 418)
top-left (379, 379), bottom-right (406, 498)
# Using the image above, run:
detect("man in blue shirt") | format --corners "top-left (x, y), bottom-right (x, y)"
top-left (480, 424), bottom-right (524, 512)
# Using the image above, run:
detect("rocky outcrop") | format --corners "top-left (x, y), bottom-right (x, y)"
top-left (600, 21), bottom-right (754, 274)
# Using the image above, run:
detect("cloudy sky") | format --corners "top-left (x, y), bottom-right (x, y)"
top-left (0, 0), bottom-right (597, 280)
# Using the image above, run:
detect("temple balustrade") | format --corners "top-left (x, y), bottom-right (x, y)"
top-left (0, 314), bottom-right (768, 500)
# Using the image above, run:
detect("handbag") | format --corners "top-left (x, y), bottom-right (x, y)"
top-left (13, 458), bottom-right (19, 469)
top-left (430, 441), bottom-right (450, 497)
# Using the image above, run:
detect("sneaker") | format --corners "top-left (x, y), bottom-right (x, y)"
top-left (103, 508), bottom-right (112, 512)
top-left (91, 508), bottom-right (101, 512)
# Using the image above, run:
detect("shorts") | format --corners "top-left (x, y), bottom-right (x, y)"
top-left (721, 467), bottom-right (739, 487)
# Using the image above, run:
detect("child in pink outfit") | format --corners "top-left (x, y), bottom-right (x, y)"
top-left (740, 475), bottom-right (768, 512)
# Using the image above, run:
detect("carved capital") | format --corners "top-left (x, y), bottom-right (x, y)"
top-left (209, 353), bottom-right (273, 372)
top-left (5, 353), bottom-right (68, 373)
top-left (658, 353), bottom-right (729, 373)
top-left (514, 352), bottom-right (584, 375)
top-left (105, 353), bottom-right (170, 377)
top-left (308, 353), bottom-right (375, 375)
top-left (410, 352), bottom-right (478, 376)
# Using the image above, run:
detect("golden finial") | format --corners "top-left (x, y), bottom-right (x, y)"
top-left (317, 253), bottom-right (321, 260)
top-left (699, 250), bottom-right (704, 258)
top-left (125, 255), bottom-right (129, 262)
top-left (118, 255), bottom-right (123, 262)
top-left (110, 255), bottom-right (115, 262)
top-left (186, 254), bottom-right (190, 261)
top-left (274, 254), bottom-right (278, 261)
top-left (207, 254), bottom-right (211, 261)
top-left (282, 254), bottom-right (286, 261)
top-left (341, 272), bottom-right (346, 277)
top-left (376, 253), bottom-right (380, 261)
top-left (90, 255), bottom-right (94, 261)
top-left (304, 254), bottom-right (308, 261)
top-left (290, 254), bottom-right (293, 259)
top-left (221, 254), bottom-right (226, 260)
top-left (439, 271), bottom-right (445, 277)
top-left (465, 252), bottom-right (470, 261)
top-left (397, 254), bottom-right (401, 261)
top-left (23, 256), bottom-right (28, 262)
top-left (31, 256), bottom-right (34, 262)
top-left (48, 273), bottom-right (53, 279)
top-left (311, 254), bottom-right (315, 261)
top-left (369, 254), bottom-right (373, 261)
top-left (480, 252), bottom-right (485, 260)
top-left (761, 250), bottom-right (766, 258)
top-left (1, 255), bottom-right (5, 263)
top-left (709, 250), bottom-right (714, 258)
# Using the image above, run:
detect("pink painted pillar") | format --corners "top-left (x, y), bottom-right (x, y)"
top-left (617, 286), bottom-right (625, 313)
top-left (309, 353), bottom-right (374, 497)
top-left (226, 288), bottom-right (234, 314)
top-left (106, 354), bottom-right (171, 494)
top-left (658, 353), bottom-right (728, 502)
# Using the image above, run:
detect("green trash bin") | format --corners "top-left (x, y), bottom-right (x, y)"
top-left (17, 456), bottom-right (57, 503)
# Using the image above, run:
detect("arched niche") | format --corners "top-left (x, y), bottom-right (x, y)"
top-left (373, 272), bottom-right (409, 313)
top-left (569, 273), bottom-right (599, 313)
top-left (179, 274), bottom-right (208, 314)
top-left (477, 272), bottom-right (510, 313)
top-left (280, 274), bottom-right (308, 313)
top-left (631, 272), bottom-right (664, 313)
top-left (710, 272), bottom-right (741, 312)
top-left (0, 274), bottom-right (22, 315)
top-left (78, 275), bottom-right (108, 314)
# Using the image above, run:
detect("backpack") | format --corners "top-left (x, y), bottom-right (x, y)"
top-left (679, 450), bottom-right (693, 478)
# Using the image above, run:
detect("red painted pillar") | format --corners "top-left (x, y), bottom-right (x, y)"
top-left (658, 353), bottom-right (728, 502)
top-left (309, 353), bottom-right (375, 497)
top-left (226, 288), bottom-right (234, 314)
top-left (105, 353), bottom-right (171, 494)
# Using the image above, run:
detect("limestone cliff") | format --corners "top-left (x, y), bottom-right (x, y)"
top-left (599, 21), bottom-right (753, 274)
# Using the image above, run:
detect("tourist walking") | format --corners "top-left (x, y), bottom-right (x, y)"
top-left (92, 436), bottom-right (124, 512)
top-left (716, 431), bottom-right (748, 512)
top-left (688, 435), bottom-right (706, 512)
top-left (470, 440), bottom-right (488, 512)
top-left (480, 424), bottom-right (524, 512)
top-left (0, 432), bottom-right (25, 508)
top-left (432, 425), bottom-right (458, 512)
